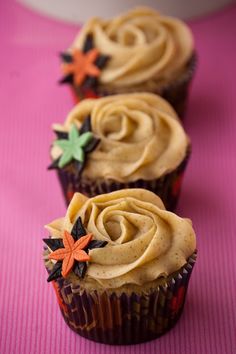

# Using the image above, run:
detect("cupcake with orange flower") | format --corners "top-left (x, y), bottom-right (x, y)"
top-left (60, 7), bottom-right (196, 118)
top-left (43, 189), bottom-right (197, 344)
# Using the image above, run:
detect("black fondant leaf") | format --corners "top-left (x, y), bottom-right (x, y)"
top-left (54, 131), bottom-right (68, 139)
top-left (84, 137), bottom-right (100, 153)
top-left (73, 262), bottom-right (87, 278)
top-left (83, 76), bottom-right (97, 89)
top-left (87, 240), bottom-right (108, 250)
top-left (60, 52), bottom-right (73, 63)
top-left (71, 216), bottom-right (87, 240)
top-left (74, 161), bottom-right (85, 178)
top-left (79, 116), bottom-right (92, 134)
top-left (79, 116), bottom-right (100, 153)
top-left (95, 54), bottom-right (110, 69)
top-left (59, 74), bottom-right (73, 84)
top-left (47, 157), bottom-right (60, 170)
top-left (43, 238), bottom-right (64, 251)
top-left (83, 34), bottom-right (94, 53)
top-left (47, 261), bottom-right (62, 282)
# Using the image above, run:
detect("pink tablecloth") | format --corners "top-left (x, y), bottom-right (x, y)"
top-left (0, 1), bottom-right (236, 353)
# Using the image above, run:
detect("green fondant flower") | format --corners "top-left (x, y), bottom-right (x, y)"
top-left (54, 124), bottom-right (93, 168)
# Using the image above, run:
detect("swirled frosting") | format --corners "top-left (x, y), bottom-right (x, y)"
top-left (51, 93), bottom-right (189, 182)
top-left (71, 7), bottom-right (194, 87)
top-left (46, 189), bottom-right (196, 289)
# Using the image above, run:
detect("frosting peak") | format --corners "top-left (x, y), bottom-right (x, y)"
top-left (46, 189), bottom-right (196, 288)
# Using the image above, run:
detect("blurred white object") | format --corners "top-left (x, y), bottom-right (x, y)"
top-left (18, 0), bottom-right (233, 23)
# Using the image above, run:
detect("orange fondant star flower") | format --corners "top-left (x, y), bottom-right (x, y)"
top-left (48, 230), bottom-right (92, 277)
top-left (62, 48), bottom-right (101, 86)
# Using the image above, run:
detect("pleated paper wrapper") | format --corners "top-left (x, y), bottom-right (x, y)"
top-left (46, 252), bottom-right (197, 345)
top-left (56, 148), bottom-right (191, 211)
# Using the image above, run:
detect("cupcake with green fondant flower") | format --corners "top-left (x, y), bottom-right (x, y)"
top-left (48, 93), bottom-right (191, 210)
top-left (43, 188), bottom-right (197, 344)
top-left (52, 123), bottom-right (99, 171)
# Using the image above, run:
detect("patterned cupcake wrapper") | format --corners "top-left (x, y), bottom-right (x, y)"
top-left (71, 53), bottom-right (197, 119)
top-left (48, 252), bottom-right (197, 345)
top-left (56, 149), bottom-right (190, 211)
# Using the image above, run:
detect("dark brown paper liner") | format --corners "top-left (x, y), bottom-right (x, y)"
top-left (70, 53), bottom-right (197, 119)
top-left (56, 148), bottom-right (190, 211)
top-left (47, 252), bottom-right (197, 344)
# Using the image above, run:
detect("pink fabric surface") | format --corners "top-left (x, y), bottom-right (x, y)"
top-left (0, 1), bottom-right (236, 353)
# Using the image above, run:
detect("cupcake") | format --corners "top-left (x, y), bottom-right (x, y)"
top-left (48, 93), bottom-right (191, 211)
top-left (59, 7), bottom-right (196, 118)
top-left (43, 189), bottom-right (197, 344)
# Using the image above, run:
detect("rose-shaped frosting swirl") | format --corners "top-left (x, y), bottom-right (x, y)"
top-left (46, 189), bottom-right (196, 288)
top-left (72, 7), bottom-right (194, 87)
top-left (52, 93), bottom-right (189, 182)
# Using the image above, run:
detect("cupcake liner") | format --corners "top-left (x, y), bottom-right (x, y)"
top-left (47, 252), bottom-right (197, 344)
top-left (70, 53), bottom-right (197, 119)
top-left (158, 53), bottom-right (197, 118)
top-left (56, 148), bottom-right (190, 211)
